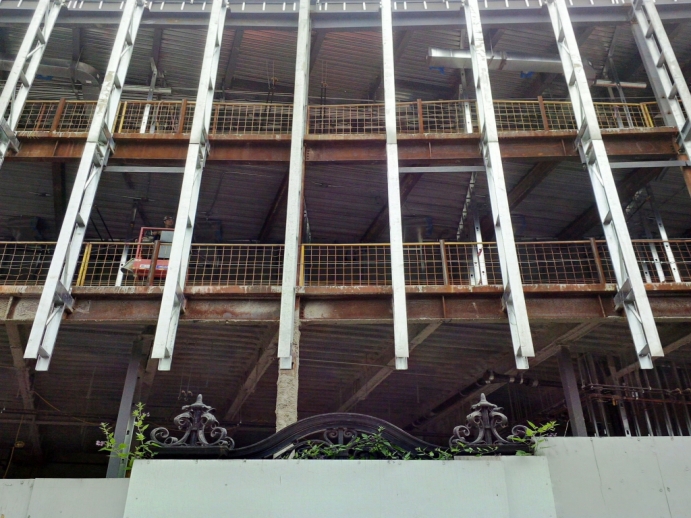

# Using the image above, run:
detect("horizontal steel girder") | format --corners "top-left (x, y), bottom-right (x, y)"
top-left (2, 289), bottom-right (691, 325)
top-left (6, 128), bottom-right (678, 163)
top-left (2, 1), bottom-right (691, 29)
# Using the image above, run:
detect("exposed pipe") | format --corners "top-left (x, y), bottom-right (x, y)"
top-left (427, 48), bottom-right (597, 81)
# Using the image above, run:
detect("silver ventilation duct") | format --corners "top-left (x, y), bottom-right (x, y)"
top-left (0, 55), bottom-right (102, 99)
top-left (427, 48), bottom-right (597, 81)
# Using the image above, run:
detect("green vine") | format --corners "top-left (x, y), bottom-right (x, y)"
top-left (98, 402), bottom-right (159, 472)
top-left (286, 427), bottom-right (497, 460)
top-left (511, 421), bottom-right (558, 456)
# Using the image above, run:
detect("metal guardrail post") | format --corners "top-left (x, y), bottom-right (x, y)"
top-left (276, 0), bottom-right (311, 371)
top-left (50, 98), bottom-right (67, 133)
top-left (381, 0), bottom-right (410, 370)
top-left (462, 0), bottom-right (534, 369)
top-left (589, 238), bottom-right (606, 287)
top-left (0, 0), bottom-right (63, 169)
top-left (150, 0), bottom-right (227, 370)
top-left (546, 0), bottom-right (662, 369)
top-left (24, 0), bottom-right (145, 371)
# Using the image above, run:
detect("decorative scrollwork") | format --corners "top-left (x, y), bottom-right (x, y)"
top-left (449, 393), bottom-right (528, 447)
top-left (150, 394), bottom-right (234, 449)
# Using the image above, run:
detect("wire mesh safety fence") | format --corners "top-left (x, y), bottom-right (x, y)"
top-left (0, 243), bottom-right (56, 285)
top-left (16, 99), bottom-right (661, 135)
top-left (76, 242), bottom-right (163, 287)
top-left (57, 101), bottom-right (98, 132)
top-left (302, 244), bottom-right (392, 286)
top-left (631, 240), bottom-right (691, 283)
top-left (16, 101), bottom-right (59, 132)
top-left (116, 101), bottom-right (184, 134)
top-left (186, 245), bottom-right (284, 286)
top-left (211, 103), bottom-right (293, 135)
top-left (2, 240), bottom-right (689, 289)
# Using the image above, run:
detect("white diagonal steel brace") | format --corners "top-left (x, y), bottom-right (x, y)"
top-left (277, 0), bottom-right (311, 370)
top-left (381, 0), bottom-right (410, 370)
top-left (151, 0), bottom-right (227, 370)
top-left (24, 0), bottom-right (145, 371)
top-left (0, 0), bottom-right (63, 170)
top-left (462, 0), bottom-right (534, 370)
top-left (546, 0), bottom-right (662, 368)
top-left (630, 0), bottom-right (691, 153)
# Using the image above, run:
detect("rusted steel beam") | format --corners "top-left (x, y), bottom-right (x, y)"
top-left (559, 167), bottom-right (664, 240)
top-left (5, 322), bottom-right (43, 458)
top-left (482, 160), bottom-right (561, 238)
top-left (222, 326), bottom-right (279, 421)
top-left (257, 172), bottom-right (289, 243)
top-left (335, 322), bottom-right (441, 412)
top-left (360, 173), bottom-right (423, 242)
top-left (2, 293), bottom-right (691, 325)
top-left (406, 320), bottom-right (601, 431)
top-left (7, 128), bottom-right (678, 163)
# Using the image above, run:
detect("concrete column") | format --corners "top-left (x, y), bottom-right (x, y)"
top-left (276, 306), bottom-right (300, 431)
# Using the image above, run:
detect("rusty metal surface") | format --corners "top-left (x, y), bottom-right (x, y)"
top-left (5, 127), bottom-right (678, 163)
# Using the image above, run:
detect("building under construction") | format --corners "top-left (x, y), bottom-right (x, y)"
top-left (2, 0), bottom-right (691, 515)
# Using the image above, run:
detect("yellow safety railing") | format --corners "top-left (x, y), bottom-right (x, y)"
top-left (16, 98), bottom-right (663, 136)
top-left (3, 239), bottom-right (691, 289)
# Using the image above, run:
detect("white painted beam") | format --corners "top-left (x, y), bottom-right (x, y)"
top-left (24, 0), bottom-right (145, 370)
top-left (151, 0), bottom-right (227, 369)
top-left (382, 0), bottom-right (410, 370)
top-left (546, 0), bottom-right (662, 368)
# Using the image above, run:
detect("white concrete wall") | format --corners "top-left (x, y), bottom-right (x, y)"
top-left (539, 437), bottom-right (691, 518)
top-left (4, 437), bottom-right (691, 518)
top-left (123, 457), bottom-right (557, 518)
top-left (0, 478), bottom-right (129, 518)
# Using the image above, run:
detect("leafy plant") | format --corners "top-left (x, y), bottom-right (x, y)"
top-left (98, 402), bottom-right (159, 472)
top-left (287, 427), bottom-right (498, 460)
top-left (511, 421), bottom-right (558, 456)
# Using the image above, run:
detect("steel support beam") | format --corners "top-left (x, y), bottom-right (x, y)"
top-left (463, 0), bottom-right (534, 370)
top-left (508, 161), bottom-right (561, 208)
top-left (631, 0), bottom-right (691, 197)
top-left (558, 167), bottom-right (663, 240)
top-left (0, 0), bottom-right (63, 170)
top-left (547, 0), bottom-right (662, 369)
top-left (24, 0), bottom-right (144, 371)
top-left (151, 0), bottom-right (227, 370)
top-left (221, 28), bottom-right (243, 97)
top-left (336, 322), bottom-right (441, 412)
top-left (106, 337), bottom-right (142, 478)
top-left (557, 346), bottom-right (588, 436)
top-left (276, 0), bottom-right (311, 372)
top-left (407, 321), bottom-right (600, 430)
top-left (360, 173), bottom-right (422, 242)
top-left (368, 30), bottom-right (413, 101)
top-left (257, 172), bottom-right (288, 242)
top-left (5, 323), bottom-right (42, 458)
top-left (224, 327), bottom-right (279, 422)
top-left (613, 330), bottom-right (691, 380)
top-left (382, 0), bottom-right (410, 370)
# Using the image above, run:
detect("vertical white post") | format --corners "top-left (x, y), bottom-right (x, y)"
top-left (546, 0), bottom-right (662, 368)
top-left (151, 0), bottom-right (227, 370)
top-left (646, 185), bottom-right (681, 283)
top-left (462, 0), bottom-right (534, 369)
top-left (24, 0), bottom-right (145, 370)
top-left (0, 0), bottom-right (63, 169)
top-left (472, 208), bottom-right (488, 286)
top-left (631, 0), bottom-right (691, 151)
top-left (381, 0), bottom-right (410, 370)
top-left (276, 0), bottom-right (311, 370)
